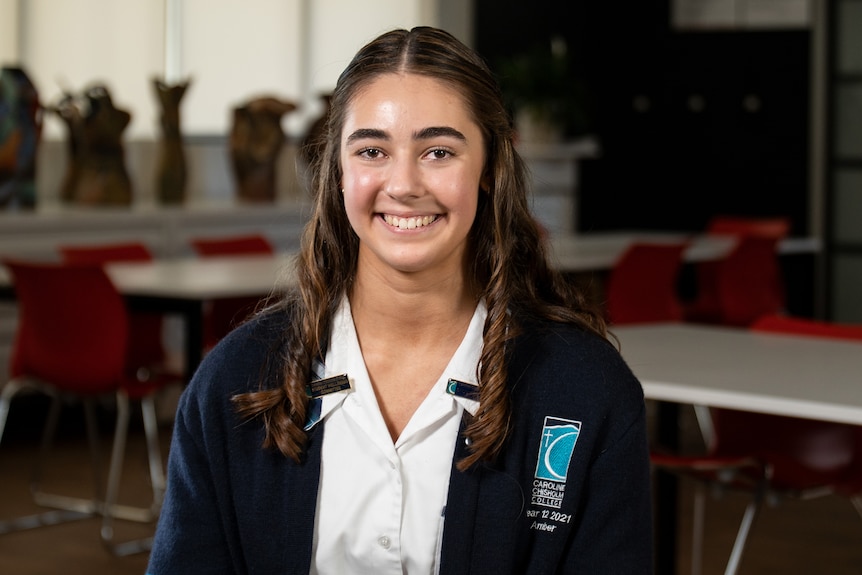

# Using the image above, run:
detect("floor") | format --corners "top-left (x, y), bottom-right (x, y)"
top-left (1, 399), bottom-right (861, 574)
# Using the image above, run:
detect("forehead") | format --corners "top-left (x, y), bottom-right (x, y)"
top-left (345, 73), bottom-right (475, 128)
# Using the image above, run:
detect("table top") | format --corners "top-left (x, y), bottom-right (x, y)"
top-left (106, 254), bottom-right (297, 300)
top-left (546, 231), bottom-right (819, 273)
top-left (612, 322), bottom-right (862, 425)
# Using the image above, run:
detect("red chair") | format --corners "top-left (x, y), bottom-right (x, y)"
top-left (684, 216), bottom-right (790, 326)
top-left (604, 241), bottom-right (687, 324)
top-left (189, 233), bottom-right (273, 257)
top-left (651, 313), bottom-right (862, 575)
top-left (59, 242), bottom-right (168, 371)
top-left (704, 215), bottom-right (791, 239)
top-left (189, 234), bottom-right (275, 349)
top-left (0, 259), bottom-right (174, 555)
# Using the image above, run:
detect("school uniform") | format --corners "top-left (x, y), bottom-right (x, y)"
top-left (147, 304), bottom-right (653, 574)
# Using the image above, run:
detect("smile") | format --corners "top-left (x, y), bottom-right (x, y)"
top-left (383, 214), bottom-right (439, 230)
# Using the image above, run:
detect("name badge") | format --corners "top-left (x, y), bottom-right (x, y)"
top-left (446, 378), bottom-right (479, 401)
top-left (306, 373), bottom-right (351, 398)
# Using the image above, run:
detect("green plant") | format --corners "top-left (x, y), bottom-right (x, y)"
top-left (496, 36), bottom-right (589, 136)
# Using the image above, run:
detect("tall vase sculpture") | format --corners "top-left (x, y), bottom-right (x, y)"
top-left (153, 78), bottom-right (190, 205)
top-left (51, 85), bottom-right (133, 206)
top-left (229, 96), bottom-right (297, 202)
top-left (299, 92), bottom-right (332, 168)
top-left (0, 66), bottom-right (42, 210)
top-left (297, 92), bottom-right (332, 193)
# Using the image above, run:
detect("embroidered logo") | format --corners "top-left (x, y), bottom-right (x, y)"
top-left (532, 416), bottom-right (581, 509)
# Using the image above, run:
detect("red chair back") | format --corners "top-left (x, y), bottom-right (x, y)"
top-left (714, 235), bottom-right (786, 326)
top-left (59, 242), bottom-right (153, 264)
top-left (751, 314), bottom-right (862, 340)
top-left (59, 242), bottom-right (165, 368)
top-left (189, 234), bottom-right (274, 257)
top-left (686, 217), bottom-right (790, 326)
top-left (706, 215), bottom-right (791, 239)
top-left (605, 242), bottom-right (687, 324)
top-left (4, 259), bottom-right (128, 394)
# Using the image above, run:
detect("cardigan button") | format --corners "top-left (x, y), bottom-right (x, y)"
top-left (464, 436), bottom-right (473, 447)
top-left (377, 535), bottom-right (391, 549)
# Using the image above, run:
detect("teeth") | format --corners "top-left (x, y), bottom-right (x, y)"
top-left (383, 215), bottom-right (438, 229)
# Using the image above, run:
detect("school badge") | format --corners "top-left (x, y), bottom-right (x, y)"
top-left (532, 416), bottom-right (581, 509)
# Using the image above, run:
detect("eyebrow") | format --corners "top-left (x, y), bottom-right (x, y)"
top-left (345, 126), bottom-right (467, 145)
top-left (416, 126), bottom-right (467, 142)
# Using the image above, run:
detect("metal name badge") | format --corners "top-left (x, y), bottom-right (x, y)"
top-left (446, 378), bottom-right (479, 401)
top-left (305, 373), bottom-right (351, 398)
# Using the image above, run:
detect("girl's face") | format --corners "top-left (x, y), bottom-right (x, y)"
top-left (340, 73), bottom-right (485, 281)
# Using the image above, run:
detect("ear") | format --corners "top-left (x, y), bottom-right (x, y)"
top-left (480, 175), bottom-right (491, 194)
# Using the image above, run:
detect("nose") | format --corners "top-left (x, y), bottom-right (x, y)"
top-left (383, 157), bottom-right (422, 200)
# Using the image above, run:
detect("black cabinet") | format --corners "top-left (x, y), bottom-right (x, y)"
top-left (474, 1), bottom-right (811, 236)
top-left (579, 30), bottom-right (811, 235)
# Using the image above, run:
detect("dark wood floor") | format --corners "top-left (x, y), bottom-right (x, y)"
top-left (1, 400), bottom-right (861, 574)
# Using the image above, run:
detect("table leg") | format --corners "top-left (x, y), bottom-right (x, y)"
top-left (124, 295), bottom-right (204, 384)
top-left (655, 401), bottom-right (680, 575)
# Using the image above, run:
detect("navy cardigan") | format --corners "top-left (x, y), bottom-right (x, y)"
top-left (147, 309), bottom-right (653, 574)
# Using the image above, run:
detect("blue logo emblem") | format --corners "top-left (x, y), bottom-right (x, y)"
top-left (535, 417), bottom-right (581, 482)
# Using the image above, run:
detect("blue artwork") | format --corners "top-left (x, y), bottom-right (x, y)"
top-left (0, 66), bottom-right (42, 210)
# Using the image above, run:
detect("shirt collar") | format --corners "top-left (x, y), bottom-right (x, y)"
top-left (307, 295), bottom-right (486, 429)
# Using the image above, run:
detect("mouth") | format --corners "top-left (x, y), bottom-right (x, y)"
top-left (382, 214), bottom-right (440, 230)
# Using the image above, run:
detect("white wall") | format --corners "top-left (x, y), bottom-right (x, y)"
top-left (0, 0), bottom-right (18, 62)
top-left (19, 0), bottom-right (167, 140)
top-left (178, 0), bottom-right (304, 136)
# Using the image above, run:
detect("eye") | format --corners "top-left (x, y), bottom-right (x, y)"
top-left (357, 147), bottom-right (383, 159)
top-left (426, 148), bottom-right (453, 160)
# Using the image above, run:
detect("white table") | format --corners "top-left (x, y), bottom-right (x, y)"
top-left (613, 322), bottom-right (862, 425)
top-left (546, 231), bottom-right (820, 273)
top-left (106, 254), bottom-right (297, 300)
top-left (105, 255), bottom-right (297, 381)
top-left (611, 322), bottom-right (862, 574)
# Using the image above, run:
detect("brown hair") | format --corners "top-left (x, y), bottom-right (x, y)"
top-left (233, 26), bottom-right (606, 470)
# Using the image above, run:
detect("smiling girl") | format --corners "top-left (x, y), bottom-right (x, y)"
top-left (147, 26), bottom-right (653, 575)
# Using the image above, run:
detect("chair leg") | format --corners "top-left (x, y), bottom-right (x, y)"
top-left (101, 391), bottom-right (161, 557)
top-left (723, 493), bottom-right (763, 575)
top-left (31, 396), bottom-right (104, 513)
top-left (0, 382), bottom-right (96, 534)
top-left (141, 395), bottom-right (166, 512)
top-left (0, 380), bottom-right (23, 443)
top-left (691, 482), bottom-right (707, 575)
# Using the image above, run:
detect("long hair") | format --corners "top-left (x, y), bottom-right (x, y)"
top-left (233, 26), bottom-right (607, 470)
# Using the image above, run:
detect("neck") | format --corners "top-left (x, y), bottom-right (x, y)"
top-left (349, 261), bottom-right (478, 346)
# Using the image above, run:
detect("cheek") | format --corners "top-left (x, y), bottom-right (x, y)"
top-left (432, 171), bottom-right (481, 214)
top-left (342, 191), bottom-right (362, 227)
top-left (342, 167), bottom-right (379, 197)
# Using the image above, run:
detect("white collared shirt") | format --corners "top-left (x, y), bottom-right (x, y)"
top-left (309, 296), bottom-right (485, 575)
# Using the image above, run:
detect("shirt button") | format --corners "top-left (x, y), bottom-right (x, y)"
top-left (377, 535), bottom-right (391, 549)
